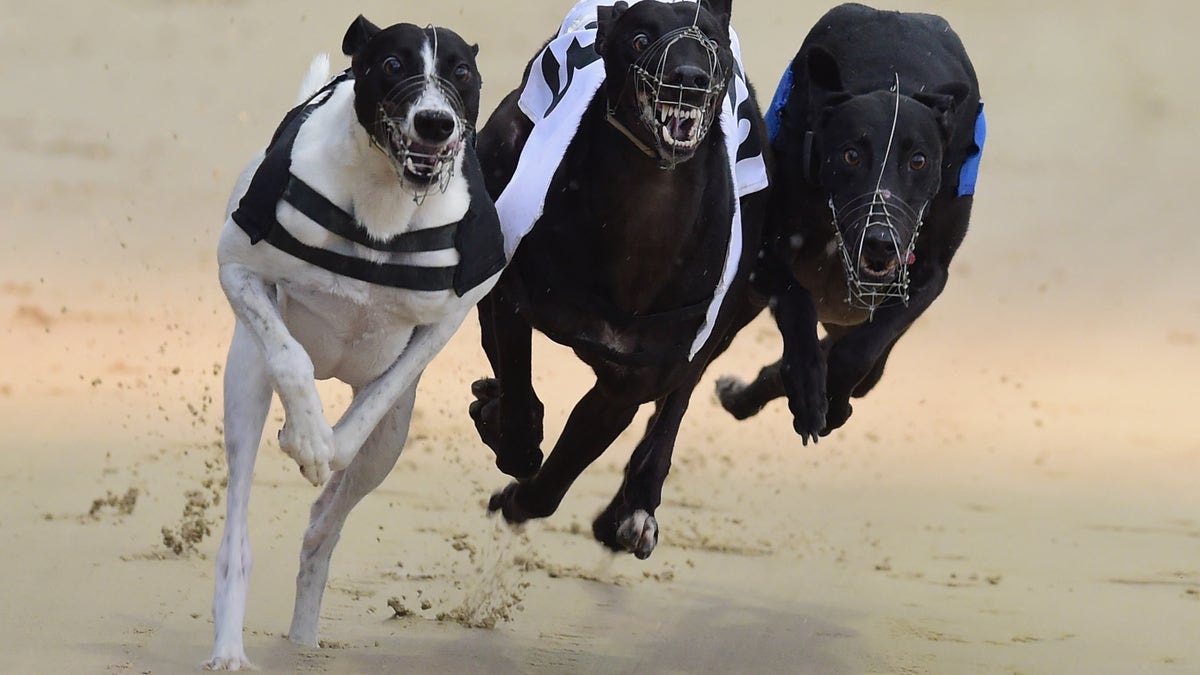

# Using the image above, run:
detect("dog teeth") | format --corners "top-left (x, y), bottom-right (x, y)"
top-left (654, 104), bottom-right (705, 124)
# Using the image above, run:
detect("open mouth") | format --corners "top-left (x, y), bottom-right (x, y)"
top-left (397, 138), bottom-right (458, 184)
top-left (651, 101), bottom-right (704, 149)
top-left (858, 256), bottom-right (899, 281)
top-left (377, 115), bottom-right (460, 187)
top-left (636, 90), bottom-right (711, 152)
top-left (858, 249), bottom-right (917, 281)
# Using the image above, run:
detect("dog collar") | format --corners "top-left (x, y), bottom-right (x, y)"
top-left (231, 70), bottom-right (505, 296)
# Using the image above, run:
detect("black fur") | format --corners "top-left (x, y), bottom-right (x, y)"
top-left (717, 3), bottom-right (982, 440)
top-left (470, 0), bottom-right (768, 559)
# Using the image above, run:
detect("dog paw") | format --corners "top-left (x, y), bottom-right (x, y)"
top-left (782, 371), bottom-right (827, 447)
top-left (203, 647), bottom-right (256, 671)
top-left (469, 378), bottom-right (543, 479)
top-left (278, 413), bottom-right (334, 486)
top-left (487, 482), bottom-right (532, 524)
top-left (616, 510), bottom-right (659, 560)
top-left (820, 397), bottom-right (853, 436)
top-left (714, 376), bottom-right (766, 420)
top-left (780, 344), bottom-right (828, 446)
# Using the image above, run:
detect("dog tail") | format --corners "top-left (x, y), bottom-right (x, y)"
top-left (296, 53), bottom-right (331, 106)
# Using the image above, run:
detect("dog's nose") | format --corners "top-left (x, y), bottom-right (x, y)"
top-left (413, 110), bottom-right (456, 143)
top-left (670, 65), bottom-right (711, 90)
top-left (860, 228), bottom-right (899, 270)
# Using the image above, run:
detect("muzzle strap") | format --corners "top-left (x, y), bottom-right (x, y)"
top-left (605, 111), bottom-right (659, 160)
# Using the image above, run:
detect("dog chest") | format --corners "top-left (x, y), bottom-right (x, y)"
top-left (277, 281), bottom-right (465, 383)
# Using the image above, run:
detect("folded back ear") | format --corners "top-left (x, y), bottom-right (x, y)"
top-left (712, 11), bottom-right (730, 36)
top-left (703, 0), bottom-right (732, 33)
top-left (703, 0), bottom-right (732, 19)
top-left (806, 45), bottom-right (844, 101)
top-left (595, 1), bottom-right (630, 57)
top-left (342, 15), bottom-right (381, 58)
top-left (913, 81), bottom-right (971, 139)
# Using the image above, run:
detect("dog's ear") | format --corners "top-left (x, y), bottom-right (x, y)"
top-left (595, 1), bottom-right (629, 57)
top-left (806, 46), bottom-right (844, 97)
top-left (914, 81), bottom-right (971, 139)
top-left (471, 43), bottom-right (479, 57)
top-left (913, 81), bottom-right (971, 114)
top-left (713, 11), bottom-right (731, 36)
top-left (704, 0), bottom-right (733, 27)
top-left (342, 15), bottom-right (381, 57)
top-left (806, 45), bottom-right (852, 112)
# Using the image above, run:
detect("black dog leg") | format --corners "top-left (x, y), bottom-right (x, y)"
top-left (489, 384), bottom-right (638, 523)
top-left (823, 265), bottom-right (947, 433)
top-left (849, 333), bottom-right (902, 398)
top-left (592, 379), bottom-right (696, 559)
top-left (774, 285), bottom-right (828, 444)
top-left (471, 288), bottom-right (544, 478)
top-left (715, 360), bottom-right (785, 420)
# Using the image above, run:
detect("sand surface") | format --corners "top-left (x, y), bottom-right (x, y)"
top-left (2, 1), bottom-right (1198, 673)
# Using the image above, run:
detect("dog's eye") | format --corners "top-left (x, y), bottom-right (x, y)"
top-left (631, 34), bottom-right (650, 53)
top-left (909, 152), bottom-right (927, 170)
top-left (382, 56), bottom-right (402, 75)
top-left (842, 148), bottom-right (861, 166)
top-left (453, 63), bottom-right (472, 84)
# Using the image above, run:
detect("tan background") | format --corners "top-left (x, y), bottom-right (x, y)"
top-left (1, 0), bottom-right (1197, 672)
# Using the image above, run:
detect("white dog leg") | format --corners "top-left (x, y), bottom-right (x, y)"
top-left (288, 378), bottom-right (420, 646)
top-left (219, 263), bottom-right (333, 486)
top-left (207, 322), bottom-right (273, 670)
top-left (330, 315), bottom-right (465, 470)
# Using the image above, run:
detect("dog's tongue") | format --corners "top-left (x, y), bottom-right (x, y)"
top-left (906, 251), bottom-right (917, 265)
top-left (668, 116), bottom-right (693, 142)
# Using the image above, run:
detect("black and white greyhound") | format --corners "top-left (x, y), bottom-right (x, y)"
top-left (469, 0), bottom-right (769, 559)
top-left (717, 2), bottom-right (984, 440)
top-left (208, 17), bottom-right (501, 669)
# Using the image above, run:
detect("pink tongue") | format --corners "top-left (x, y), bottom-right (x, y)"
top-left (906, 251), bottom-right (917, 265)
top-left (669, 116), bottom-right (691, 142)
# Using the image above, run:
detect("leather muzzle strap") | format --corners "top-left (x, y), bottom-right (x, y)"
top-left (605, 111), bottom-right (658, 161)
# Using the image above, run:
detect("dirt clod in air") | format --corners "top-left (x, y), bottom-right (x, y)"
top-left (161, 490), bottom-right (213, 555)
top-left (387, 597), bottom-right (413, 617)
top-left (88, 488), bottom-right (140, 518)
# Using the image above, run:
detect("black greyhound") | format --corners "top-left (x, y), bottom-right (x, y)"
top-left (470, 0), bottom-right (768, 559)
top-left (716, 3), bottom-right (984, 440)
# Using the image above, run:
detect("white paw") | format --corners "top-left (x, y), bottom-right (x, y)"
top-left (278, 409), bottom-right (334, 486)
top-left (204, 647), bottom-right (256, 671)
top-left (616, 509), bottom-right (659, 560)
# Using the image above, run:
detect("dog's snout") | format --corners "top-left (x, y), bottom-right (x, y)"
top-left (860, 228), bottom-right (898, 266)
top-left (413, 109), bottom-right (456, 143)
top-left (670, 65), bottom-right (711, 90)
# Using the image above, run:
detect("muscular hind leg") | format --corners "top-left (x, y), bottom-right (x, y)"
top-left (207, 322), bottom-right (272, 670)
top-left (287, 380), bottom-right (419, 646)
top-left (715, 360), bottom-right (785, 420)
